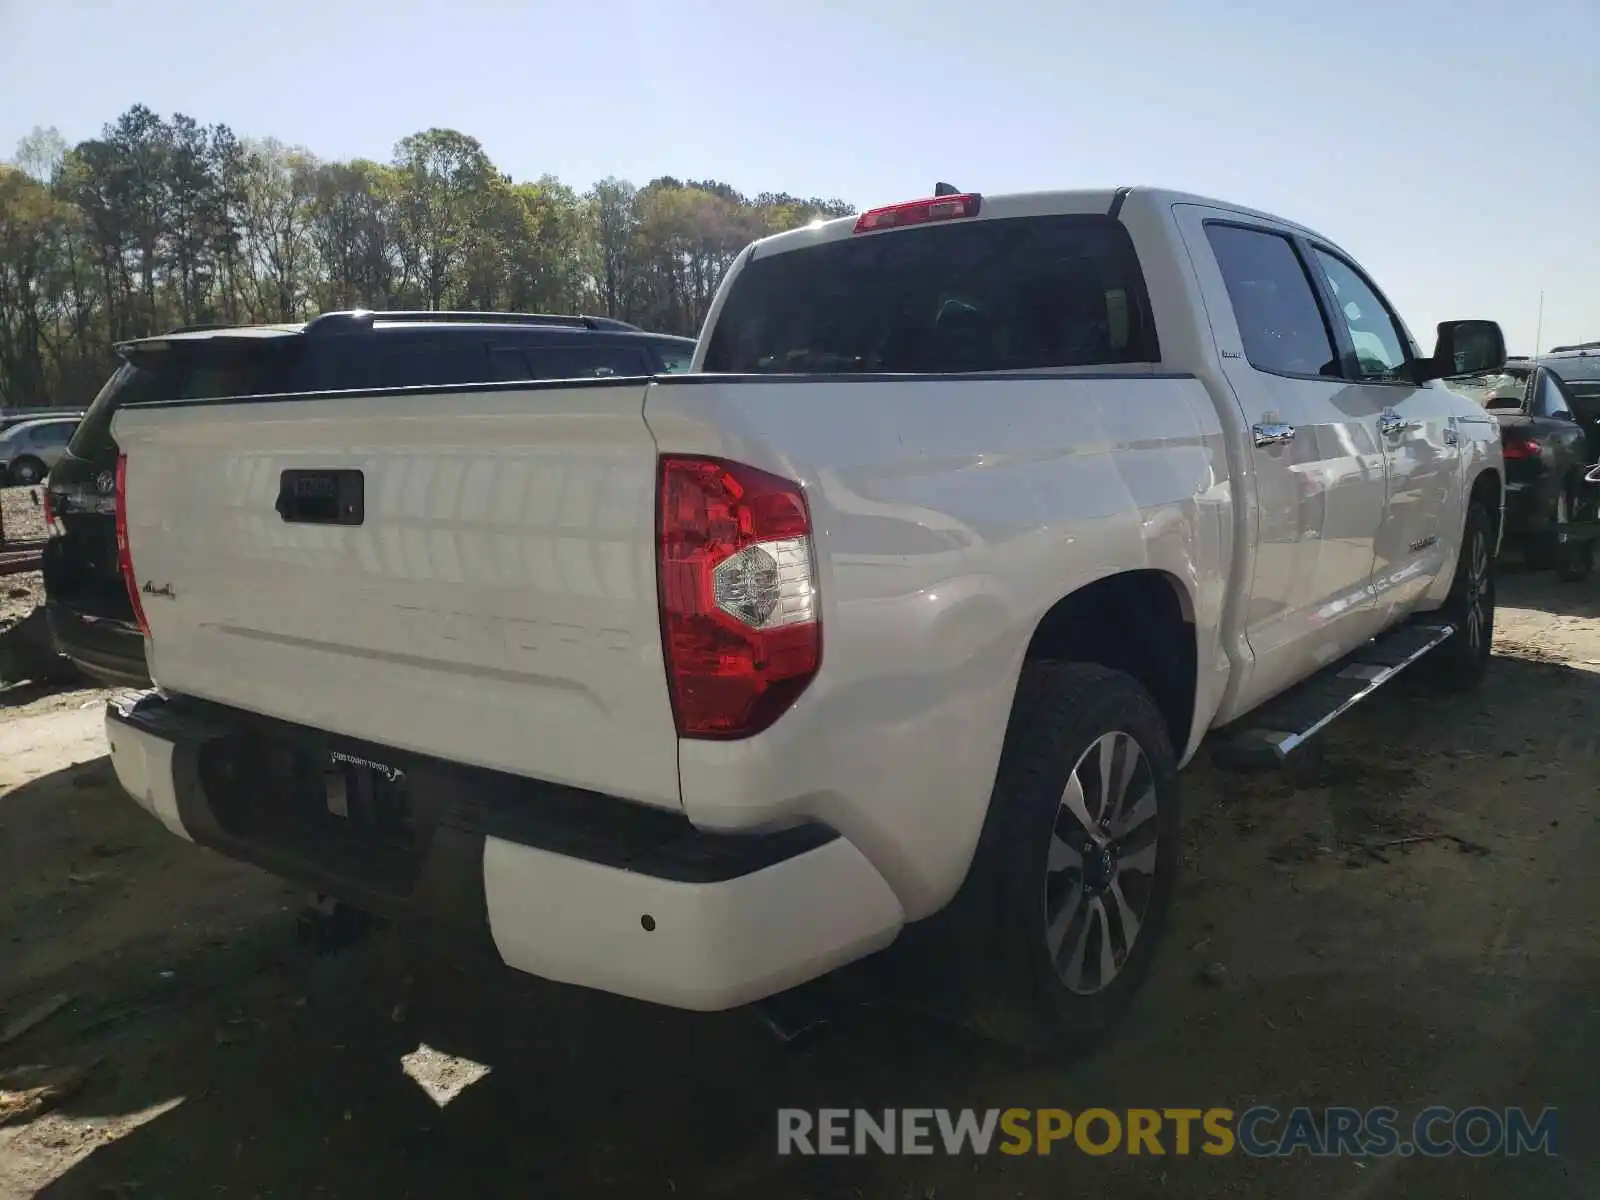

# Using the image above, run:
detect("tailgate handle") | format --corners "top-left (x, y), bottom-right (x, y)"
top-left (275, 469), bottom-right (364, 526)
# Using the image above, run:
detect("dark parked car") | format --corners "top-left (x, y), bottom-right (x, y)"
top-left (43, 311), bottom-right (698, 685)
top-left (1447, 361), bottom-right (1596, 578)
top-left (1536, 346), bottom-right (1600, 448)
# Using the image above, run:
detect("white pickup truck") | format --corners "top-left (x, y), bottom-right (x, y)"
top-left (104, 186), bottom-right (1508, 1049)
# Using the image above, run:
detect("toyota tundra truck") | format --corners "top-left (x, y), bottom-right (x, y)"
top-left (103, 186), bottom-right (1507, 1049)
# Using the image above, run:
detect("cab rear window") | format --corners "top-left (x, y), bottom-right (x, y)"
top-left (702, 214), bottom-right (1158, 374)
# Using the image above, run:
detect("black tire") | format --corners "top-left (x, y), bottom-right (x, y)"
top-left (1418, 501), bottom-right (1495, 692)
top-left (1521, 534), bottom-right (1556, 571)
top-left (8, 456), bottom-right (45, 486)
top-left (1555, 488), bottom-right (1595, 583)
top-left (942, 662), bottom-right (1181, 1054)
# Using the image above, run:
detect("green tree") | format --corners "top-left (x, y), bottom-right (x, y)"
top-left (0, 102), bottom-right (856, 408)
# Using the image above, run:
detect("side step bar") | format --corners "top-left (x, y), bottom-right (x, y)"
top-left (1212, 620), bottom-right (1455, 768)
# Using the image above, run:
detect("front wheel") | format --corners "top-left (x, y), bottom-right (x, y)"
top-left (1418, 501), bottom-right (1496, 692)
top-left (7, 456), bottom-right (45, 486)
top-left (944, 662), bottom-right (1181, 1053)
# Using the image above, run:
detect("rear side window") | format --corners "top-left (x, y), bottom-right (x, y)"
top-left (30, 421), bottom-right (77, 445)
top-left (703, 214), bottom-right (1158, 374)
top-left (1536, 372), bottom-right (1573, 419)
top-left (376, 341), bottom-right (496, 389)
top-left (486, 342), bottom-right (653, 381)
top-left (1205, 225), bottom-right (1338, 379)
top-left (652, 340), bottom-right (696, 373)
top-left (70, 339), bottom-right (301, 460)
top-left (521, 345), bottom-right (651, 379)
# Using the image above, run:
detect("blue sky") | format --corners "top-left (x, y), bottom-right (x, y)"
top-left (2, 0), bottom-right (1595, 353)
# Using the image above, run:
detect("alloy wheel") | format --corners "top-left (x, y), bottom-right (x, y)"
top-left (1043, 730), bottom-right (1160, 996)
top-left (1463, 526), bottom-right (1490, 654)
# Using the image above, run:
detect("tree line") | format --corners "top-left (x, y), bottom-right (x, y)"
top-left (0, 104), bottom-right (855, 409)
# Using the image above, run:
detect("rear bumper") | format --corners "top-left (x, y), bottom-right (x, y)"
top-left (47, 601), bottom-right (151, 687)
top-left (104, 691), bottom-right (904, 1010)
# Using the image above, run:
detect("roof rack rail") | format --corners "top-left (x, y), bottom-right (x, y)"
top-left (162, 322), bottom-right (237, 335)
top-left (303, 309), bottom-right (642, 335)
top-left (1548, 340), bottom-right (1600, 354)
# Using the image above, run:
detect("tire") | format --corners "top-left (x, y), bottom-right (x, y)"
top-left (8, 456), bottom-right (45, 486)
top-left (1554, 487), bottom-right (1594, 583)
top-left (1418, 501), bottom-right (1495, 692)
top-left (942, 662), bottom-right (1181, 1054)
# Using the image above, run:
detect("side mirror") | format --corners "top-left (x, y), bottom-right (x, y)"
top-left (1419, 319), bottom-right (1507, 382)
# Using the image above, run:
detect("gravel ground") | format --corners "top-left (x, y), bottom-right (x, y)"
top-left (0, 486), bottom-right (47, 548)
top-left (1, 485), bottom-right (48, 642)
top-left (0, 566), bottom-right (1596, 1199)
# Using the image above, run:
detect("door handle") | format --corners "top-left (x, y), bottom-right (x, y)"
top-left (1253, 422), bottom-right (1296, 447)
top-left (1378, 411), bottom-right (1417, 438)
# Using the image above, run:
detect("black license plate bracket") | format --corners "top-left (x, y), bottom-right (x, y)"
top-left (276, 469), bottom-right (363, 526)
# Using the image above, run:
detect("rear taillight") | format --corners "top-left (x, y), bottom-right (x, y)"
top-left (1502, 436), bottom-right (1541, 460)
top-left (114, 454), bottom-right (151, 637)
top-left (854, 193), bottom-right (982, 234)
top-left (657, 456), bottom-right (820, 739)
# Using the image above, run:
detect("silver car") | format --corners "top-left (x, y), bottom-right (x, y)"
top-left (0, 417), bottom-right (81, 486)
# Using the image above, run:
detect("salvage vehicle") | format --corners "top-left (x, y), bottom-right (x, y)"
top-left (1446, 362), bottom-right (1595, 579)
top-left (102, 187), bottom-right (1507, 1050)
top-left (42, 313), bottom-right (696, 686)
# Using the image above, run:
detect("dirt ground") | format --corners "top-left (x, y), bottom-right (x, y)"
top-left (0, 566), bottom-right (1596, 1199)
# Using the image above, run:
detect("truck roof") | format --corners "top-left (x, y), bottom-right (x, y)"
top-left (747, 185), bottom-right (1323, 261)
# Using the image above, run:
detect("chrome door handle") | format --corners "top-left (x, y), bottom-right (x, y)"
top-left (1253, 422), bottom-right (1296, 447)
top-left (1379, 410), bottom-right (1417, 438)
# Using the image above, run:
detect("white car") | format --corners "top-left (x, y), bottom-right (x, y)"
top-left (0, 416), bottom-right (80, 485)
top-left (103, 186), bottom-right (1506, 1050)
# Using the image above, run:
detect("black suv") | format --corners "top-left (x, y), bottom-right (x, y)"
top-left (43, 311), bottom-right (697, 686)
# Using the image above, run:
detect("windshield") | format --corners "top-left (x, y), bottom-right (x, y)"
top-left (703, 214), bottom-right (1158, 374)
top-left (1447, 369), bottom-right (1528, 410)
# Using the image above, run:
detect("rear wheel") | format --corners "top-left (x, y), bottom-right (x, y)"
top-left (1418, 501), bottom-right (1495, 692)
top-left (1555, 487), bottom-right (1595, 583)
top-left (7, 456), bottom-right (45, 486)
top-left (944, 662), bottom-right (1180, 1053)
top-left (1523, 488), bottom-right (1575, 570)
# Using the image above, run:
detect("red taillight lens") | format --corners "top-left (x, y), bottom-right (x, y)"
top-left (114, 454), bottom-right (151, 637)
top-left (854, 193), bottom-right (982, 234)
top-left (1502, 436), bottom-right (1541, 460)
top-left (657, 455), bottom-right (820, 739)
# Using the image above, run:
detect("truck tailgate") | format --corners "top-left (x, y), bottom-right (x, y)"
top-left (112, 383), bottom-right (681, 811)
